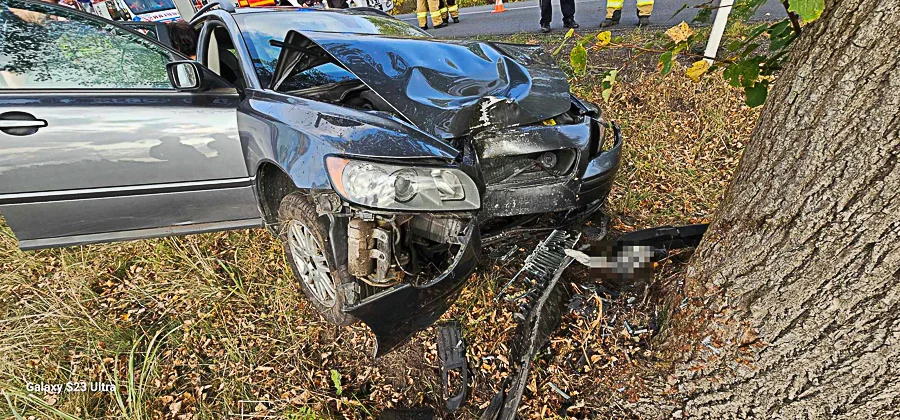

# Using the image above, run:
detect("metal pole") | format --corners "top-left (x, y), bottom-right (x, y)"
top-left (704, 0), bottom-right (734, 65)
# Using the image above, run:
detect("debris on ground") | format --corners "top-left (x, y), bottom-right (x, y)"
top-left (437, 320), bottom-right (468, 412)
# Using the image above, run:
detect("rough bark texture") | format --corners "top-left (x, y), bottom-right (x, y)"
top-left (669, 0), bottom-right (900, 417)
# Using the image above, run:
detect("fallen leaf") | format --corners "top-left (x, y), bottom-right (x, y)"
top-left (686, 60), bottom-right (711, 82)
top-left (596, 31), bottom-right (611, 47)
top-left (665, 21), bottom-right (694, 44)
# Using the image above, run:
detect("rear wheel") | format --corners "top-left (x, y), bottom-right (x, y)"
top-left (278, 193), bottom-right (357, 326)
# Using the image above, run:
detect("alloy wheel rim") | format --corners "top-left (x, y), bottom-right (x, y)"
top-left (287, 220), bottom-right (337, 307)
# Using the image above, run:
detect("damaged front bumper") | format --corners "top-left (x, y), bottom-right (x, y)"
top-left (336, 214), bottom-right (480, 357)
top-left (478, 106), bottom-right (623, 219)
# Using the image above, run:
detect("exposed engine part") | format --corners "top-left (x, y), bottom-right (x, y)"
top-left (348, 219), bottom-right (375, 277)
top-left (348, 216), bottom-right (397, 286)
top-left (408, 215), bottom-right (464, 245)
top-left (347, 212), bottom-right (471, 290)
top-left (314, 191), bottom-right (343, 214)
top-left (537, 151), bottom-right (557, 169)
top-left (371, 228), bottom-right (393, 284)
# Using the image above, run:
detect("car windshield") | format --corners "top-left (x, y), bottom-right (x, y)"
top-left (235, 11), bottom-right (428, 89)
top-left (124, 0), bottom-right (176, 15)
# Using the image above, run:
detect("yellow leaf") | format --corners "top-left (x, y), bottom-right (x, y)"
top-left (686, 60), bottom-right (710, 82)
top-left (596, 31), bottom-right (611, 47)
top-left (665, 21), bottom-right (694, 44)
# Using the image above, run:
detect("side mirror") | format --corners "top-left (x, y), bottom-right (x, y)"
top-left (166, 61), bottom-right (204, 91)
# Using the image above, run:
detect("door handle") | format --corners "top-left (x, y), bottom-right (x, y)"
top-left (0, 111), bottom-right (48, 136)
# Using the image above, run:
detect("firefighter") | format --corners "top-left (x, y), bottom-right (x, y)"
top-left (417, 0), bottom-right (447, 30)
top-left (602, 0), bottom-right (653, 27)
top-left (438, 0), bottom-right (459, 23)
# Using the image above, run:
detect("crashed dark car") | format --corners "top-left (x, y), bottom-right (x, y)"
top-left (0, 0), bottom-right (621, 355)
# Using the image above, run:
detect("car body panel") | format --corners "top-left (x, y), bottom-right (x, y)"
top-left (0, 92), bottom-right (248, 194)
top-left (473, 113), bottom-right (594, 159)
top-left (231, 7), bottom-right (429, 38)
top-left (0, 89), bottom-right (263, 248)
top-left (238, 90), bottom-right (460, 188)
top-left (289, 31), bottom-right (572, 139)
top-left (4, 186), bottom-right (262, 250)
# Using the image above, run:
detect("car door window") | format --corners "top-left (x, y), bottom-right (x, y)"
top-left (0, 0), bottom-right (172, 89)
top-left (201, 25), bottom-right (245, 89)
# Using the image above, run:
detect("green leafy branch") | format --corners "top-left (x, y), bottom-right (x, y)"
top-left (554, 0), bottom-right (825, 107)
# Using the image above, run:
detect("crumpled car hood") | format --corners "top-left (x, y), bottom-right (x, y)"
top-left (296, 31), bottom-right (572, 139)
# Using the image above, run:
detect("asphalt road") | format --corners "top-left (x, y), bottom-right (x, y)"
top-left (396, 0), bottom-right (786, 37)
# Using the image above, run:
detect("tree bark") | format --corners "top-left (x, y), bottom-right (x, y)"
top-left (668, 0), bottom-right (900, 417)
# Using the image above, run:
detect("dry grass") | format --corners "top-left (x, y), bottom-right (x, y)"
top-left (0, 28), bottom-right (759, 419)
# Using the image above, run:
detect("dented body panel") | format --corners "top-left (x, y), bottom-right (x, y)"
top-left (296, 32), bottom-right (572, 139)
top-left (238, 89), bottom-right (458, 189)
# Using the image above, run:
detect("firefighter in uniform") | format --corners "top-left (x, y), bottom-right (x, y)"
top-left (602, 0), bottom-right (653, 27)
top-left (438, 0), bottom-right (459, 23)
top-left (417, 0), bottom-right (447, 30)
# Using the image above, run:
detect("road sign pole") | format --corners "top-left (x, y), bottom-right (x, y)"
top-left (704, 0), bottom-right (734, 64)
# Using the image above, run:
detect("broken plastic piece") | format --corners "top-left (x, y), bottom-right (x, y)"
top-left (496, 230), bottom-right (580, 301)
top-left (483, 228), bottom-right (576, 420)
top-left (548, 382), bottom-right (572, 400)
top-left (615, 223), bottom-right (709, 261)
top-left (438, 320), bottom-right (468, 412)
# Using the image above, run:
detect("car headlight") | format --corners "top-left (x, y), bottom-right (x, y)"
top-left (326, 157), bottom-right (480, 211)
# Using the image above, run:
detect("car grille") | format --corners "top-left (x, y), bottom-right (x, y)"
top-left (481, 149), bottom-right (577, 185)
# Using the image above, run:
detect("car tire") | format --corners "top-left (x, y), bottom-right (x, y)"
top-left (278, 192), bottom-right (357, 326)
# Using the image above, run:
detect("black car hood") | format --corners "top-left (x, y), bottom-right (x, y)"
top-left (295, 31), bottom-right (572, 139)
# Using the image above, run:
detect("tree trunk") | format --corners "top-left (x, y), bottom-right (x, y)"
top-left (667, 0), bottom-right (900, 417)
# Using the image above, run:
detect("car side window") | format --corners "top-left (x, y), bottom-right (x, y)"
top-left (0, 0), bottom-right (172, 89)
top-left (200, 25), bottom-right (245, 90)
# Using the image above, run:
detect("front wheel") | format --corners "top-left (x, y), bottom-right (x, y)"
top-left (278, 193), bottom-right (357, 326)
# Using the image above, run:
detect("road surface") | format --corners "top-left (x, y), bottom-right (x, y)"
top-left (395, 0), bottom-right (786, 37)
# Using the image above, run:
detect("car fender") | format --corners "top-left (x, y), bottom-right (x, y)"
top-left (240, 90), bottom-right (460, 192)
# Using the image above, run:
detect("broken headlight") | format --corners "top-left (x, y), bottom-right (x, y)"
top-left (326, 157), bottom-right (480, 211)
